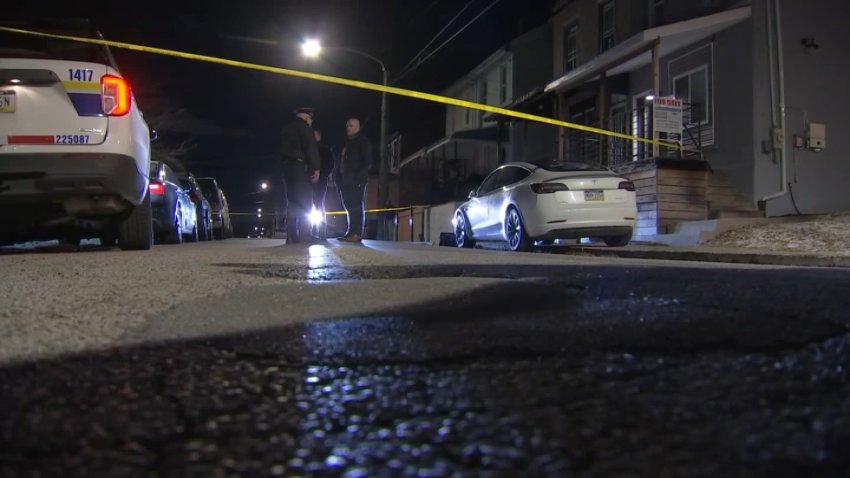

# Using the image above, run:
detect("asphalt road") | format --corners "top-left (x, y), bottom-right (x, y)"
top-left (1, 239), bottom-right (849, 476)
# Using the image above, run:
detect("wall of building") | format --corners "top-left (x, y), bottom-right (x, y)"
top-left (710, 17), bottom-right (754, 198)
top-left (752, 0), bottom-right (850, 215)
top-left (511, 22), bottom-right (553, 95)
top-left (552, 0), bottom-right (602, 75)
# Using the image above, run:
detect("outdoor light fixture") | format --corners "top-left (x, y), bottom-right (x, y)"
top-left (260, 181), bottom-right (268, 190)
top-left (645, 95), bottom-right (655, 101)
top-left (301, 39), bottom-right (321, 57)
top-left (308, 205), bottom-right (323, 226)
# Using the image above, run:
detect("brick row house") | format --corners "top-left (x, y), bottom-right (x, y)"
top-left (389, 0), bottom-right (850, 242)
top-left (542, 0), bottom-right (850, 240)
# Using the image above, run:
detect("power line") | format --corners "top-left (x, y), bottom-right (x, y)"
top-left (395, 0), bottom-right (476, 82)
top-left (393, 0), bottom-right (502, 85)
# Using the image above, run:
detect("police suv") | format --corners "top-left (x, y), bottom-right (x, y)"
top-left (0, 19), bottom-right (153, 249)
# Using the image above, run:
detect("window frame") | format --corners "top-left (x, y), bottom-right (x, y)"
top-left (672, 64), bottom-right (710, 126)
top-left (563, 23), bottom-right (578, 73)
top-left (599, 0), bottom-right (616, 53)
top-left (499, 65), bottom-right (508, 104)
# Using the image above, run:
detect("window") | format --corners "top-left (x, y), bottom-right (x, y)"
top-left (477, 169), bottom-right (502, 195)
top-left (465, 90), bottom-right (472, 126)
top-left (673, 66), bottom-right (709, 125)
top-left (668, 43), bottom-right (714, 146)
top-left (499, 65), bottom-right (508, 103)
top-left (479, 78), bottom-right (488, 122)
top-left (499, 166), bottom-right (531, 188)
top-left (599, 1), bottom-right (615, 53)
top-left (563, 23), bottom-right (578, 73)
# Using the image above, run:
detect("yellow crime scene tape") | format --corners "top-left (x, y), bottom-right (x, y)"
top-left (0, 26), bottom-right (681, 149)
top-left (231, 205), bottom-right (428, 216)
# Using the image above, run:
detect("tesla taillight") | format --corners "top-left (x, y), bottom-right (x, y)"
top-left (149, 181), bottom-right (165, 195)
top-left (618, 181), bottom-right (635, 192)
top-left (530, 182), bottom-right (569, 194)
top-left (101, 74), bottom-right (131, 116)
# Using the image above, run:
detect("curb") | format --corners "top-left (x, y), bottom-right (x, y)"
top-left (565, 247), bottom-right (850, 268)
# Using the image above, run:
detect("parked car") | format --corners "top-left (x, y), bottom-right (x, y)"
top-left (195, 177), bottom-right (232, 239)
top-left (149, 161), bottom-right (197, 243)
top-left (0, 18), bottom-right (153, 249)
top-left (453, 161), bottom-right (637, 252)
top-left (178, 173), bottom-right (213, 241)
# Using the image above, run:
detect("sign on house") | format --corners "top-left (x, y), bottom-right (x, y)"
top-left (653, 97), bottom-right (683, 136)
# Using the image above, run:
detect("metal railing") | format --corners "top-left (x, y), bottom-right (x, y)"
top-left (562, 102), bottom-right (708, 167)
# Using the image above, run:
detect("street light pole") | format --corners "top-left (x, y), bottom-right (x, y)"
top-left (302, 41), bottom-right (390, 209)
top-left (378, 66), bottom-right (389, 210)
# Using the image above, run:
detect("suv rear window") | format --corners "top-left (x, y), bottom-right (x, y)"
top-left (0, 19), bottom-right (114, 66)
top-left (197, 180), bottom-right (221, 206)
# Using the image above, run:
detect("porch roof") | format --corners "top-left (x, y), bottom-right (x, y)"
top-left (398, 125), bottom-right (507, 171)
top-left (545, 6), bottom-right (751, 94)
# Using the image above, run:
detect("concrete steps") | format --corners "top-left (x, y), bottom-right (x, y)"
top-left (648, 217), bottom-right (771, 246)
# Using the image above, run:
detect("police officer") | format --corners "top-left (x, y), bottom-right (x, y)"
top-left (281, 107), bottom-right (320, 243)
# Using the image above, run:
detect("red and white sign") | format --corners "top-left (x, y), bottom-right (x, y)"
top-left (653, 96), bottom-right (683, 135)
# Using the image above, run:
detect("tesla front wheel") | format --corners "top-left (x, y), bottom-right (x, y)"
top-left (455, 213), bottom-right (475, 248)
top-left (505, 207), bottom-right (532, 252)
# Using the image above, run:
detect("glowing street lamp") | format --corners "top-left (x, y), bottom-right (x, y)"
top-left (301, 39), bottom-right (321, 57)
top-left (260, 181), bottom-right (268, 190)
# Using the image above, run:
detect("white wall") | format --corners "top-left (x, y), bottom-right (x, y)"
top-left (425, 201), bottom-right (464, 243)
top-left (753, 0), bottom-right (850, 215)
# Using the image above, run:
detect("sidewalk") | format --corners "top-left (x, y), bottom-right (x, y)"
top-left (568, 243), bottom-right (850, 268)
top-left (567, 212), bottom-right (850, 268)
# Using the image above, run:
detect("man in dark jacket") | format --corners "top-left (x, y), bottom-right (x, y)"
top-left (336, 117), bottom-right (372, 242)
top-left (281, 107), bottom-right (320, 244)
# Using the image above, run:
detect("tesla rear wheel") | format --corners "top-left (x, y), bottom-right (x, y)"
top-left (455, 213), bottom-right (475, 248)
top-left (506, 207), bottom-right (532, 252)
top-left (603, 234), bottom-right (631, 247)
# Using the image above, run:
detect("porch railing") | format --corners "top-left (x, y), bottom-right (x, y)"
top-left (562, 102), bottom-right (707, 168)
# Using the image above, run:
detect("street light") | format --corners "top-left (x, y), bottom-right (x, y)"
top-left (301, 39), bottom-right (389, 210)
top-left (260, 181), bottom-right (268, 190)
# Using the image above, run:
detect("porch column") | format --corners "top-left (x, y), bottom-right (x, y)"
top-left (598, 71), bottom-right (608, 165)
top-left (558, 92), bottom-right (568, 160)
top-left (651, 38), bottom-right (661, 157)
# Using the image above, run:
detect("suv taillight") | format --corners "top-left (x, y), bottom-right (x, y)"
top-left (149, 181), bottom-right (165, 195)
top-left (101, 74), bottom-right (131, 116)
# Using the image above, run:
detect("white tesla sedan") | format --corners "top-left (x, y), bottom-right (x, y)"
top-left (453, 161), bottom-right (637, 252)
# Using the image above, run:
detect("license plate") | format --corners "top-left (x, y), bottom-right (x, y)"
top-left (0, 91), bottom-right (15, 113)
top-left (584, 189), bottom-right (604, 201)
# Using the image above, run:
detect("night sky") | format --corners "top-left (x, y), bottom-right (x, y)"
top-left (7, 0), bottom-right (553, 209)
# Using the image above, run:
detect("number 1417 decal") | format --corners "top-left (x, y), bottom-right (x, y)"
top-left (68, 69), bottom-right (94, 82)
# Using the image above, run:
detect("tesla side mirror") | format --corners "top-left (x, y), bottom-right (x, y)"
top-left (149, 129), bottom-right (158, 142)
top-left (468, 189), bottom-right (477, 199)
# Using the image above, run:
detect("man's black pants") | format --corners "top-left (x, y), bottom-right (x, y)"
top-left (282, 158), bottom-right (312, 243)
top-left (339, 178), bottom-right (366, 238)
